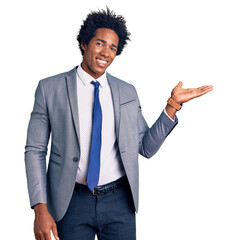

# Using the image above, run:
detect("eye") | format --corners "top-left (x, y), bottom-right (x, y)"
top-left (111, 47), bottom-right (117, 52)
top-left (96, 42), bottom-right (103, 46)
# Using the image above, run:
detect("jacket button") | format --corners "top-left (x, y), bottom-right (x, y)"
top-left (73, 157), bottom-right (78, 162)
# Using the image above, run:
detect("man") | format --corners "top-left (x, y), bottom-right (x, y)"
top-left (25, 8), bottom-right (213, 240)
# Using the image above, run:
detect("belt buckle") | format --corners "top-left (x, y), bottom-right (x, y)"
top-left (92, 187), bottom-right (102, 196)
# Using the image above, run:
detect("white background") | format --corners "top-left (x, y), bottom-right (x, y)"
top-left (1, 0), bottom-right (236, 239)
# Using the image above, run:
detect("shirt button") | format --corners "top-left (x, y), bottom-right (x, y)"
top-left (73, 157), bottom-right (78, 162)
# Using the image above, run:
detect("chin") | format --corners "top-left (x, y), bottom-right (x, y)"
top-left (94, 67), bottom-right (106, 76)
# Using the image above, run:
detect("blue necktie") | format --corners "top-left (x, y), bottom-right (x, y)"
top-left (86, 81), bottom-right (102, 191)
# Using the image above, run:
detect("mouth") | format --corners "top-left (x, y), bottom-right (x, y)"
top-left (96, 58), bottom-right (108, 67)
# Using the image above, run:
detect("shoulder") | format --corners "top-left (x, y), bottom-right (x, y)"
top-left (106, 72), bottom-right (138, 97)
top-left (38, 66), bottom-right (77, 87)
top-left (106, 72), bottom-right (133, 87)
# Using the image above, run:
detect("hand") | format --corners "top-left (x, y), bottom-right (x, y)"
top-left (171, 81), bottom-right (213, 104)
top-left (34, 203), bottom-right (59, 240)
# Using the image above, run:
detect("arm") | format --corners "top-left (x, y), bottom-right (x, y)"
top-left (165, 81), bottom-right (213, 119)
top-left (25, 81), bottom-right (50, 208)
top-left (33, 203), bottom-right (59, 240)
top-left (138, 82), bottom-right (213, 158)
top-left (138, 107), bottom-right (178, 158)
top-left (25, 81), bottom-right (59, 240)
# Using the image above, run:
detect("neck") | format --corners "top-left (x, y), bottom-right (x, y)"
top-left (81, 62), bottom-right (104, 79)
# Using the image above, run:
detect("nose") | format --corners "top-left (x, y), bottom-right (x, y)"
top-left (100, 46), bottom-right (109, 58)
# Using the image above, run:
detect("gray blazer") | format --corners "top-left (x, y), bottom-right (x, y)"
top-left (25, 66), bottom-right (178, 222)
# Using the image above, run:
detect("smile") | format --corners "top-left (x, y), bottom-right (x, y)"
top-left (96, 58), bottom-right (108, 66)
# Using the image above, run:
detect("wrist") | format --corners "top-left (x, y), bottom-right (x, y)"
top-left (167, 97), bottom-right (182, 111)
top-left (165, 104), bottom-right (177, 120)
top-left (33, 203), bottom-right (47, 213)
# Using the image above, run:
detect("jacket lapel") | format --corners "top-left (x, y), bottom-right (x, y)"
top-left (107, 73), bottom-right (120, 139)
top-left (66, 67), bottom-right (80, 147)
top-left (65, 69), bottom-right (120, 148)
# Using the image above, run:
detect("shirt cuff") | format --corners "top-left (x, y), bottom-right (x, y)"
top-left (164, 108), bottom-right (175, 122)
top-left (32, 202), bottom-right (47, 209)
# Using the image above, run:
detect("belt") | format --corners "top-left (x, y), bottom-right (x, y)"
top-left (74, 176), bottom-right (127, 196)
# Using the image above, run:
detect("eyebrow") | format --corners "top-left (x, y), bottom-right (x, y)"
top-left (96, 39), bottom-right (118, 48)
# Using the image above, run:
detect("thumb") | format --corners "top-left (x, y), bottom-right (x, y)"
top-left (52, 224), bottom-right (60, 240)
top-left (177, 81), bottom-right (183, 88)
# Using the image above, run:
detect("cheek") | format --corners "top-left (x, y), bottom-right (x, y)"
top-left (86, 52), bottom-right (95, 67)
top-left (110, 55), bottom-right (116, 63)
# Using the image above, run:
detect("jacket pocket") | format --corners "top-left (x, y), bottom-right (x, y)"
top-left (120, 99), bottom-right (136, 107)
top-left (49, 159), bottom-right (61, 166)
top-left (50, 150), bottom-right (61, 157)
top-left (49, 151), bottom-right (61, 166)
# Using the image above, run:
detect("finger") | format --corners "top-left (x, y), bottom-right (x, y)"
top-left (34, 232), bottom-right (38, 240)
top-left (196, 87), bottom-right (213, 97)
top-left (200, 86), bottom-right (213, 93)
top-left (177, 81), bottom-right (183, 88)
top-left (38, 233), bottom-right (46, 240)
top-left (35, 234), bottom-right (41, 240)
top-left (52, 224), bottom-right (60, 240)
top-left (44, 232), bottom-right (52, 240)
top-left (35, 232), bottom-right (43, 240)
top-left (206, 85), bottom-right (213, 90)
top-left (198, 85), bottom-right (213, 91)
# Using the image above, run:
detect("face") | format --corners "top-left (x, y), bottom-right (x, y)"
top-left (81, 28), bottom-right (119, 79)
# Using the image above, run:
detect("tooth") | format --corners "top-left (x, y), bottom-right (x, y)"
top-left (97, 59), bottom-right (106, 64)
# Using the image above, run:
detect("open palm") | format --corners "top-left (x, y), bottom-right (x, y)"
top-left (171, 81), bottom-right (213, 104)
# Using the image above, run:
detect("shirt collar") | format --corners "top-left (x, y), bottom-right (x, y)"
top-left (77, 64), bottom-right (107, 88)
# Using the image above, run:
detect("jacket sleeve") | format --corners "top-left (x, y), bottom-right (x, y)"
top-left (24, 80), bottom-right (51, 208)
top-left (136, 91), bottom-right (178, 159)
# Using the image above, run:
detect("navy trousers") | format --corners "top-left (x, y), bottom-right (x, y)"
top-left (56, 178), bottom-right (136, 240)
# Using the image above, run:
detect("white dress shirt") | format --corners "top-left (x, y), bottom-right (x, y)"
top-left (75, 64), bottom-right (175, 186)
top-left (76, 65), bottom-right (125, 185)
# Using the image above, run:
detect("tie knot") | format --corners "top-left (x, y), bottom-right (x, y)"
top-left (91, 81), bottom-right (100, 89)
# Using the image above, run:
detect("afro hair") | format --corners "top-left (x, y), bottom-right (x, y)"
top-left (77, 7), bottom-right (131, 56)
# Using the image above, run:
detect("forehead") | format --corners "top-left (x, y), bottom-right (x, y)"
top-left (92, 28), bottom-right (119, 45)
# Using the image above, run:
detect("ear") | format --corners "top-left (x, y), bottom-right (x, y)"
top-left (81, 42), bottom-right (87, 51)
